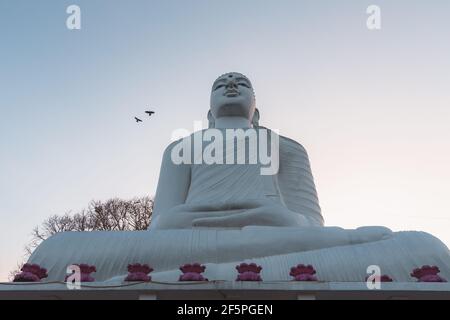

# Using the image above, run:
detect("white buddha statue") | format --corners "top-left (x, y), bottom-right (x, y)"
top-left (28, 72), bottom-right (450, 283)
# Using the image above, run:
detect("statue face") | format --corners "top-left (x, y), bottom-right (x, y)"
top-left (210, 72), bottom-right (256, 120)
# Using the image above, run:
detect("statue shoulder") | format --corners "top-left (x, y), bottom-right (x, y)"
top-left (258, 126), bottom-right (309, 158)
top-left (279, 135), bottom-right (309, 155)
top-left (277, 134), bottom-right (313, 168)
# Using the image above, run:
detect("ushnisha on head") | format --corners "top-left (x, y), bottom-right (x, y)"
top-left (209, 72), bottom-right (258, 128)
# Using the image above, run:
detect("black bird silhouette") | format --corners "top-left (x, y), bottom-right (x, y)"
top-left (135, 117), bottom-right (143, 123)
top-left (145, 111), bottom-right (155, 116)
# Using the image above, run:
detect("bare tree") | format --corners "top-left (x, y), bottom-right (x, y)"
top-left (9, 196), bottom-right (153, 281)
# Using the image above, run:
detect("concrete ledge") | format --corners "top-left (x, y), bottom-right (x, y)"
top-left (1, 281), bottom-right (450, 300)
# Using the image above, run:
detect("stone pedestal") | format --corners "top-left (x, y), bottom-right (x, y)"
top-left (1, 281), bottom-right (449, 300)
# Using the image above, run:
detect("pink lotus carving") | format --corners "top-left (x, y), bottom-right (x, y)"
top-left (411, 265), bottom-right (447, 282)
top-left (235, 263), bottom-right (262, 274)
top-left (125, 272), bottom-right (151, 282)
top-left (236, 271), bottom-right (262, 281)
top-left (290, 264), bottom-right (318, 281)
top-left (128, 263), bottom-right (153, 274)
top-left (13, 264), bottom-right (48, 282)
top-left (293, 274), bottom-right (317, 281)
top-left (365, 275), bottom-right (394, 282)
top-left (13, 272), bottom-right (41, 282)
top-left (64, 263), bottom-right (96, 282)
top-left (411, 265), bottom-right (440, 278)
top-left (180, 263), bottom-right (206, 274)
top-left (77, 264), bottom-right (97, 274)
top-left (179, 273), bottom-right (208, 281)
top-left (179, 263), bottom-right (208, 282)
top-left (22, 264), bottom-right (48, 279)
top-left (236, 263), bottom-right (262, 281)
top-left (78, 274), bottom-right (96, 282)
top-left (418, 274), bottom-right (447, 282)
top-left (125, 263), bottom-right (154, 282)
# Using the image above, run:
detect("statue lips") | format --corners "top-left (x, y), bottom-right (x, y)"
top-left (224, 89), bottom-right (239, 97)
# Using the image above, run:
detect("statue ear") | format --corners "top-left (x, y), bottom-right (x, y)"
top-left (252, 108), bottom-right (260, 127)
top-left (207, 110), bottom-right (215, 128)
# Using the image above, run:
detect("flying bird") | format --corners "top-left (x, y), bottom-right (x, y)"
top-left (145, 111), bottom-right (155, 116)
top-left (134, 117), bottom-right (143, 123)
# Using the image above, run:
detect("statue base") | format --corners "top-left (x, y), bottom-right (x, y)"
top-left (1, 281), bottom-right (450, 300)
top-left (25, 228), bottom-right (450, 283)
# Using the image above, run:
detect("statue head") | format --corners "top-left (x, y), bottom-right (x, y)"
top-left (209, 72), bottom-right (256, 125)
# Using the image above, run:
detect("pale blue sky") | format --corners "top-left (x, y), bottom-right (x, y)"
top-left (1, 0), bottom-right (450, 280)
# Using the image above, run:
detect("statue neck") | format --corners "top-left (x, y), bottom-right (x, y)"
top-left (214, 116), bottom-right (252, 129)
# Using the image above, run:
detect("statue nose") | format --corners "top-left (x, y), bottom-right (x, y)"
top-left (226, 81), bottom-right (238, 89)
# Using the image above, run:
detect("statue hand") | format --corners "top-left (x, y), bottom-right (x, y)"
top-left (349, 226), bottom-right (393, 244)
top-left (154, 208), bottom-right (231, 229)
top-left (155, 199), bottom-right (312, 229)
top-left (192, 201), bottom-right (311, 228)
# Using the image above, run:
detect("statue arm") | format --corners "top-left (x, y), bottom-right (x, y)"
top-left (277, 136), bottom-right (324, 227)
top-left (150, 141), bottom-right (191, 228)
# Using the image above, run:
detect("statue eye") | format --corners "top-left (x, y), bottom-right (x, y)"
top-left (238, 83), bottom-right (250, 88)
top-left (214, 84), bottom-right (225, 90)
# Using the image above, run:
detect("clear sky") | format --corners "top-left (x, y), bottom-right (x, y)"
top-left (1, 0), bottom-right (449, 281)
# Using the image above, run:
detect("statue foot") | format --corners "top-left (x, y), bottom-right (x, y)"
top-left (349, 226), bottom-right (393, 245)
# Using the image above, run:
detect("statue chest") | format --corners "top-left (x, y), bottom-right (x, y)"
top-left (185, 163), bottom-right (281, 204)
